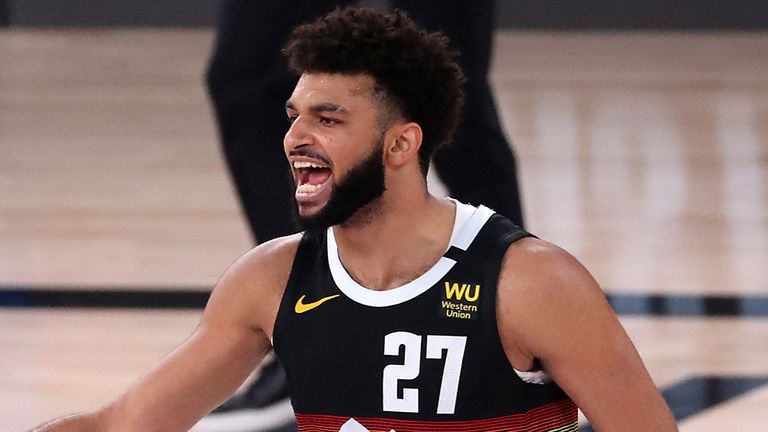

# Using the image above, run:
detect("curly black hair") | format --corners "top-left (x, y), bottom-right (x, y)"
top-left (282, 7), bottom-right (466, 175)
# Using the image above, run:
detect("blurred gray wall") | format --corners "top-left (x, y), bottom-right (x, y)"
top-left (498, 0), bottom-right (768, 30)
top-left (1, 0), bottom-right (767, 29)
top-left (4, 0), bottom-right (219, 27)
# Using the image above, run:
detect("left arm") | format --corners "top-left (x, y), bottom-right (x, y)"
top-left (497, 238), bottom-right (677, 431)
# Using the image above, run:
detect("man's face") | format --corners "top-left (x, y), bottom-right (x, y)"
top-left (284, 73), bottom-right (388, 229)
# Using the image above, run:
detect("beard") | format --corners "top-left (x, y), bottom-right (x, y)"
top-left (297, 136), bottom-right (386, 231)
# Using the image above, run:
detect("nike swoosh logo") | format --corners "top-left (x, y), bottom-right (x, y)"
top-left (294, 294), bottom-right (340, 314)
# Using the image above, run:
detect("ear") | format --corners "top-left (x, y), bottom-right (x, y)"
top-left (385, 122), bottom-right (422, 168)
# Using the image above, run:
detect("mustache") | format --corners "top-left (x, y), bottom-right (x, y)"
top-left (287, 149), bottom-right (332, 167)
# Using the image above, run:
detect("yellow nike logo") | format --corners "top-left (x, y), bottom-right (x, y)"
top-left (294, 294), bottom-right (340, 313)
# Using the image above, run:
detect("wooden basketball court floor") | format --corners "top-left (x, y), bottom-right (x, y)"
top-left (1, 29), bottom-right (767, 431)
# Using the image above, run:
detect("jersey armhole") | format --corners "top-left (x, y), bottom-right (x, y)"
top-left (272, 230), bottom-right (323, 351)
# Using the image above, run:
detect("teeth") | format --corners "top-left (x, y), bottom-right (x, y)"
top-left (293, 161), bottom-right (327, 169)
top-left (297, 183), bottom-right (320, 194)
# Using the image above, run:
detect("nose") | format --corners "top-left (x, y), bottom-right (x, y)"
top-left (283, 115), bottom-right (313, 154)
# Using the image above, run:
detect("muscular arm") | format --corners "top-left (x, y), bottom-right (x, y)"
top-left (32, 235), bottom-right (300, 432)
top-left (497, 238), bottom-right (677, 431)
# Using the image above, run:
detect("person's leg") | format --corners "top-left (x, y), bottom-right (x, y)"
top-left (391, 0), bottom-right (525, 226)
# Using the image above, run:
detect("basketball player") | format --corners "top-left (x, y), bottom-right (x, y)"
top-left (203, 2), bottom-right (524, 428)
top-left (33, 8), bottom-right (677, 432)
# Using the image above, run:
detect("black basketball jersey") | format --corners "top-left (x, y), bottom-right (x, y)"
top-left (273, 203), bottom-right (577, 432)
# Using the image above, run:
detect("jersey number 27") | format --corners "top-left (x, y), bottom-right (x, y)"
top-left (382, 331), bottom-right (467, 414)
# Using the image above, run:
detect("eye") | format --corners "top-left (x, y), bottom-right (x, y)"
top-left (319, 116), bottom-right (340, 126)
top-left (286, 115), bottom-right (298, 124)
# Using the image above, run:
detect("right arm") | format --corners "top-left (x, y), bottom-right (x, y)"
top-left (31, 235), bottom-right (301, 432)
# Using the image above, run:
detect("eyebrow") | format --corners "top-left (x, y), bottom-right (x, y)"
top-left (285, 100), bottom-right (349, 114)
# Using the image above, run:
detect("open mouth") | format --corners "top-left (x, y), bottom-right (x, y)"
top-left (293, 160), bottom-right (332, 196)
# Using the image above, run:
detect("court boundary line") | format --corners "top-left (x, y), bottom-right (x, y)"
top-left (1, 286), bottom-right (767, 317)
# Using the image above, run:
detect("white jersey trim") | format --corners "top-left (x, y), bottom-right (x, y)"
top-left (327, 201), bottom-right (494, 307)
top-left (513, 368), bottom-right (553, 385)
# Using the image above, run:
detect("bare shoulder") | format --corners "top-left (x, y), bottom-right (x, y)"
top-left (497, 238), bottom-right (677, 430)
top-left (498, 236), bottom-right (601, 302)
top-left (496, 236), bottom-right (613, 366)
top-left (202, 233), bottom-right (303, 339)
top-left (238, 233), bottom-right (303, 284)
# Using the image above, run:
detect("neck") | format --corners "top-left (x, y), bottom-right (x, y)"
top-left (331, 191), bottom-right (456, 290)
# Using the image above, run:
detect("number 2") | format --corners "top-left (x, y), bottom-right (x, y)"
top-left (382, 332), bottom-right (467, 414)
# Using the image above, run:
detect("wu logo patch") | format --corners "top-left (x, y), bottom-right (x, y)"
top-left (444, 282), bottom-right (480, 302)
top-left (440, 281), bottom-right (480, 320)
